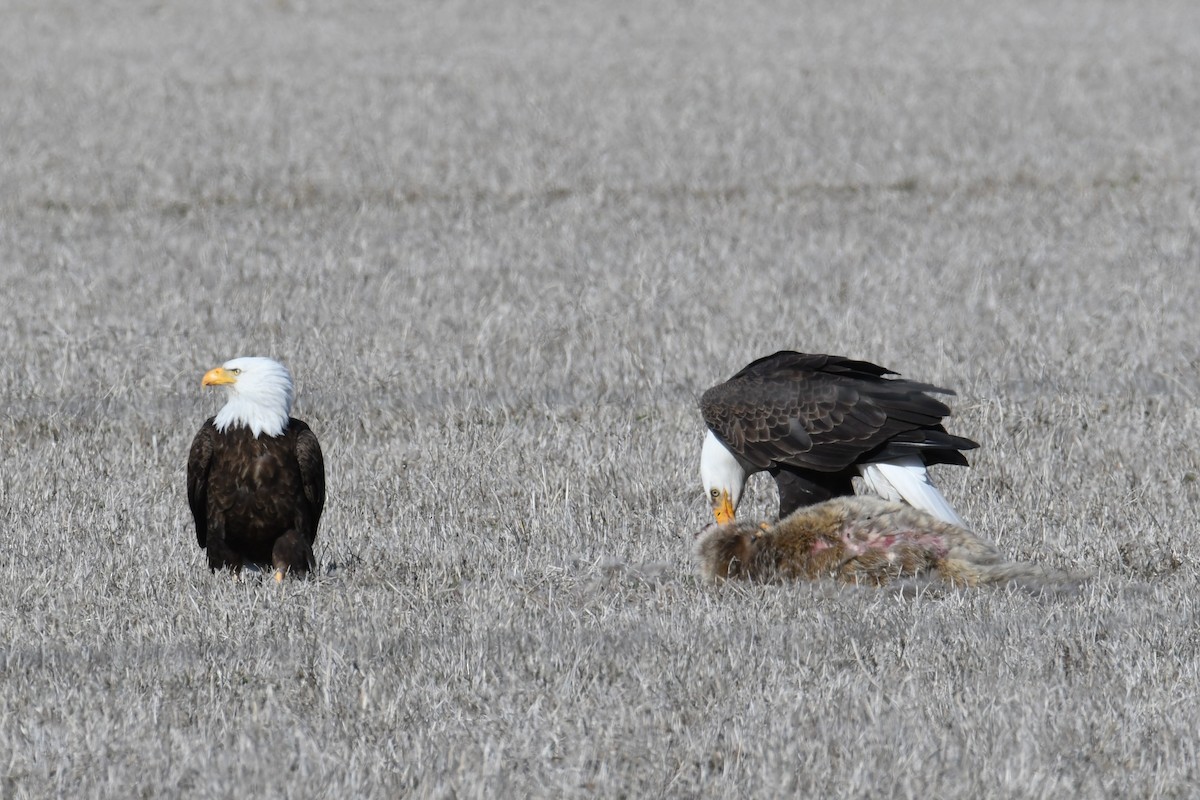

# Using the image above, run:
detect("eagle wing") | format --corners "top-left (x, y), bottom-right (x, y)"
top-left (186, 420), bottom-right (217, 547)
top-left (700, 351), bottom-right (974, 473)
top-left (291, 420), bottom-right (326, 539)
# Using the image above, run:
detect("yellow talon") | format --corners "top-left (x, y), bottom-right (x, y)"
top-left (274, 570), bottom-right (284, 583)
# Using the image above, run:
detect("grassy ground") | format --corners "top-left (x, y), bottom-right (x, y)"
top-left (3, 0), bottom-right (1200, 796)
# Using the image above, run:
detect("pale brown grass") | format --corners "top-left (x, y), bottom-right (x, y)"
top-left (3, 1), bottom-right (1200, 797)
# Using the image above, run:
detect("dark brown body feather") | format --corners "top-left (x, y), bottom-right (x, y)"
top-left (187, 417), bottom-right (325, 576)
top-left (694, 495), bottom-right (1085, 589)
top-left (700, 351), bottom-right (978, 515)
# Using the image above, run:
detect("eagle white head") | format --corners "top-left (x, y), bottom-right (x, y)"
top-left (203, 356), bottom-right (294, 438)
top-left (700, 429), bottom-right (747, 524)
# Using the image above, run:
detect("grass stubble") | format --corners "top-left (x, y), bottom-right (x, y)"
top-left (3, 1), bottom-right (1200, 797)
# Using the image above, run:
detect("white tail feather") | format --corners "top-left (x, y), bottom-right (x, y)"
top-left (857, 456), bottom-right (967, 527)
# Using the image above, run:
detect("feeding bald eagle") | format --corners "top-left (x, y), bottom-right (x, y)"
top-left (187, 357), bottom-right (325, 580)
top-left (700, 351), bottom-right (977, 526)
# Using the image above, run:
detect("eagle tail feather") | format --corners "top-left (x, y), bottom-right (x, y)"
top-left (857, 457), bottom-right (966, 527)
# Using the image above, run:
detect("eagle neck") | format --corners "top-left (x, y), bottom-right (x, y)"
top-left (214, 399), bottom-right (289, 438)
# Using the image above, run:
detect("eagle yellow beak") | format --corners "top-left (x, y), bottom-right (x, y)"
top-left (202, 367), bottom-right (237, 387)
top-left (712, 490), bottom-right (736, 525)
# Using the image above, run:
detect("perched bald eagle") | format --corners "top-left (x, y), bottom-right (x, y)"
top-left (693, 495), bottom-right (1084, 589)
top-left (700, 351), bottom-right (977, 526)
top-left (187, 357), bottom-right (325, 580)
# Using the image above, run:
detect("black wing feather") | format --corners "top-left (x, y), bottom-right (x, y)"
top-left (186, 419), bottom-right (217, 547)
top-left (700, 350), bottom-right (978, 474)
top-left (292, 421), bottom-right (326, 539)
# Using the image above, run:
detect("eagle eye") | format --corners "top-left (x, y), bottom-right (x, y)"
top-left (710, 488), bottom-right (720, 499)
top-left (230, 368), bottom-right (242, 375)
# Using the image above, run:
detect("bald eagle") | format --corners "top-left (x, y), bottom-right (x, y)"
top-left (187, 357), bottom-right (325, 580)
top-left (693, 495), bottom-right (1083, 589)
top-left (700, 351), bottom-right (977, 526)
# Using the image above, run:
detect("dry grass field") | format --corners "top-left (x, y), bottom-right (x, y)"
top-left (3, 0), bottom-right (1200, 797)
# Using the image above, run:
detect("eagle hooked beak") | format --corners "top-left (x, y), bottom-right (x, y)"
top-left (202, 367), bottom-right (237, 387)
top-left (711, 489), bottom-right (736, 525)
